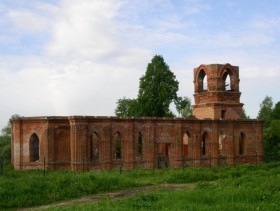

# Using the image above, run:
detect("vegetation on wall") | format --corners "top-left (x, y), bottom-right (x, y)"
top-left (115, 55), bottom-right (192, 117)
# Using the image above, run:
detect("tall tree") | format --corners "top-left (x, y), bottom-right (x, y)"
top-left (264, 120), bottom-right (280, 155)
top-left (0, 114), bottom-right (20, 159)
top-left (271, 102), bottom-right (280, 120)
top-left (257, 96), bottom-right (273, 122)
top-left (175, 96), bottom-right (192, 117)
top-left (257, 98), bottom-right (280, 156)
top-left (115, 97), bottom-right (139, 117)
top-left (242, 108), bottom-right (250, 119)
top-left (137, 55), bottom-right (179, 117)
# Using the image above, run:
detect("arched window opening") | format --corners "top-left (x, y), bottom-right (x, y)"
top-left (218, 131), bottom-right (225, 155)
top-left (183, 132), bottom-right (190, 156)
top-left (114, 132), bottom-right (121, 160)
top-left (239, 133), bottom-right (245, 155)
top-left (222, 70), bottom-right (231, 91)
top-left (30, 133), bottom-right (39, 162)
top-left (198, 70), bottom-right (208, 92)
top-left (138, 132), bottom-right (143, 154)
top-left (201, 132), bottom-right (207, 156)
top-left (90, 132), bottom-right (99, 161)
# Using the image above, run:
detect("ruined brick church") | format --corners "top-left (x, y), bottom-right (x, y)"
top-left (11, 64), bottom-right (264, 171)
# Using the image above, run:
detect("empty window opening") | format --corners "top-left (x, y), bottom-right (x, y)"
top-left (218, 131), bottom-right (224, 155)
top-left (114, 132), bottom-right (122, 160)
top-left (201, 133), bottom-right (207, 156)
top-left (90, 132), bottom-right (99, 161)
top-left (138, 132), bottom-right (143, 154)
top-left (221, 110), bottom-right (226, 119)
top-left (30, 133), bottom-right (39, 162)
top-left (183, 132), bottom-right (190, 156)
top-left (198, 70), bottom-right (208, 92)
top-left (239, 133), bottom-right (245, 155)
top-left (222, 70), bottom-right (231, 91)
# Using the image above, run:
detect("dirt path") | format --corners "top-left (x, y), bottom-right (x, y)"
top-left (20, 183), bottom-right (195, 210)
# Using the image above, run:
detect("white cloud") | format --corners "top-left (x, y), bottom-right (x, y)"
top-left (46, 0), bottom-right (123, 60)
top-left (6, 10), bottom-right (50, 33)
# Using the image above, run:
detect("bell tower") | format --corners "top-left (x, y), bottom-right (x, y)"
top-left (192, 63), bottom-right (244, 120)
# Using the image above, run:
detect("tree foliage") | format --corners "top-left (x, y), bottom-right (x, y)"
top-left (242, 108), bottom-right (250, 119)
top-left (257, 95), bottom-right (273, 122)
top-left (115, 97), bottom-right (139, 117)
top-left (264, 120), bottom-right (280, 155)
top-left (0, 114), bottom-right (20, 159)
top-left (115, 55), bottom-right (180, 117)
top-left (271, 102), bottom-right (280, 120)
top-left (258, 96), bottom-right (280, 155)
top-left (137, 55), bottom-right (179, 117)
top-left (175, 96), bottom-right (192, 117)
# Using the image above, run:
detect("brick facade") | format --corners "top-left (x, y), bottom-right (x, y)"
top-left (11, 64), bottom-right (264, 170)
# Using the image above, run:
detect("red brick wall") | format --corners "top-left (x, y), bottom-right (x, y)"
top-left (11, 116), bottom-right (264, 170)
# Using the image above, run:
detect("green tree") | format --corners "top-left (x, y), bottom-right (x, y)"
top-left (0, 121), bottom-right (12, 159)
top-left (258, 98), bottom-right (280, 156)
top-left (242, 108), bottom-right (250, 119)
top-left (257, 96), bottom-right (273, 122)
top-left (115, 97), bottom-right (139, 117)
top-left (0, 114), bottom-right (20, 159)
top-left (175, 96), bottom-right (192, 117)
top-left (137, 55), bottom-right (179, 117)
top-left (264, 120), bottom-right (280, 155)
top-left (271, 102), bottom-right (280, 120)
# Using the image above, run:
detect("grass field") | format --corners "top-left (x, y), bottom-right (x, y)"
top-left (1, 162), bottom-right (280, 210)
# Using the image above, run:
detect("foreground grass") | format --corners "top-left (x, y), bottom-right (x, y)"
top-left (1, 162), bottom-right (280, 209)
top-left (48, 163), bottom-right (280, 211)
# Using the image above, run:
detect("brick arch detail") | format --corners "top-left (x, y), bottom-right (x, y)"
top-left (29, 133), bottom-right (40, 162)
top-left (195, 64), bottom-right (210, 78)
top-left (219, 63), bottom-right (236, 77)
top-left (88, 128), bottom-right (103, 139)
top-left (195, 65), bottom-right (210, 92)
top-left (219, 63), bottom-right (239, 91)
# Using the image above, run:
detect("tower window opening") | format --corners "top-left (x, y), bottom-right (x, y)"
top-left (222, 70), bottom-right (231, 91)
top-left (198, 70), bottom-right (208, 92)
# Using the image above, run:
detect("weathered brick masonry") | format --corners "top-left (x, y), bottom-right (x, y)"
top-left (11, 64), bottom-right (264, 170)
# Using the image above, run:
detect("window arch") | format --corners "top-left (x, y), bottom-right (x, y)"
top-left (198, 69), bottom-right (208, 92)
top-left (183, 132), bottom-right (190, 156)
top-left (30, 133), bottom-right (39, 162)
top-left (239, 132), bottom-right (245, 155)
top-left (201, 132), bottom-right (208, 156)
top-left (218, 131), bottom-right (224, 155)
top-left (222, 70), bottom-right (231, 91)
top-left (114, 132), bottom-right (122, 160)
top-left (90, 132), bottom-right (99, 161)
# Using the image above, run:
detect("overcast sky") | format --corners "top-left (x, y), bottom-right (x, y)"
top-left (0, 0), bottom-right (280, 129)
